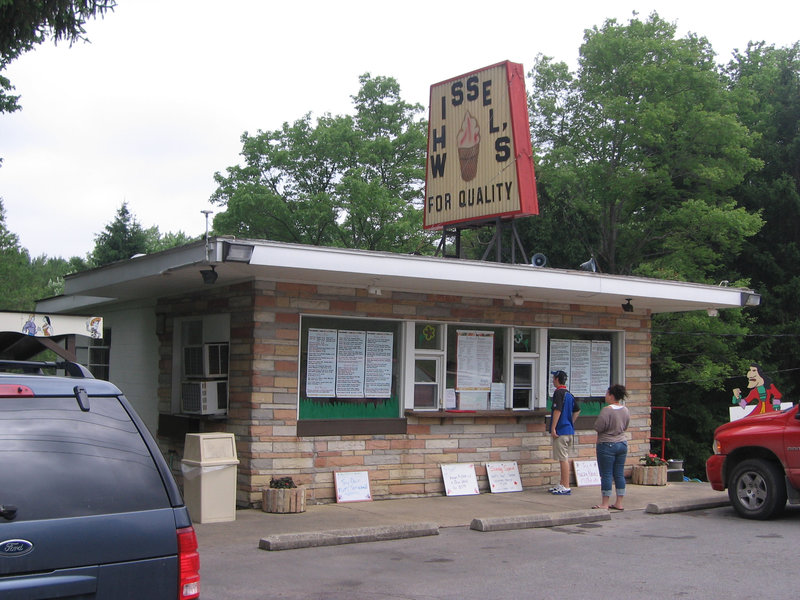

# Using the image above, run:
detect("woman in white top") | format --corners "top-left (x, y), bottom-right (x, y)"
top-left (592, 384), bottom-right (630, 510)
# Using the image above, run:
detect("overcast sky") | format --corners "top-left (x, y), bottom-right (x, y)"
top-left (1, 0), bottom-right (799, 259)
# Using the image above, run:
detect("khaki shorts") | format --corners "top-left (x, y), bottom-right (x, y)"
top-left (552, 435), bottom-right (573, 461)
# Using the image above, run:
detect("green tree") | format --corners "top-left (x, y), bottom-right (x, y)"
top-left (0, 0), bottom-right (115, 117)
top-left (337, 74), bottom-right (429, 251)
top-left (90, 202), bottom-right (149, 267)
top-left (526, 12), bottom-right (763, 277)
top-left (0, 196), bottom-right (30, 309)
top-left (144, 226), bottom-right (197, 253)
top-left (723, 42), bottom-right (800, 399)
top-left (211, 74), bottom-right (433, 253)
top-left (0, 197), bottom-right (77, 309)
top-left (524, 12), bottom-right (767, 477)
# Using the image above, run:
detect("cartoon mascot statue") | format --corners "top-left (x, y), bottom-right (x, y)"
top-left (732, 363), bottom-right (782, 417)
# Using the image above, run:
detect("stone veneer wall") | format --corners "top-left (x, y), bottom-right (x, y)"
top-left (157, 279), bottom-right (652, 507)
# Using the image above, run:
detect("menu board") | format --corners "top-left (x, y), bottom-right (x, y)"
top-left (574, 460), bottom-right (601, 487)
top-left (336, 330), bottom-right (367, 397)
top-left (590, 340), bottom-right (611, 396)
top-left (364, 332), bottom-right (393, 397)
top-left (485, 461), bottom-right (523, 493)
top-left (549, 338), bottom-right (611, 398)
top-left (306, 328), bottom-right (394, 399)
top-left (548, 339), bottom-right (571, 395)
top-left (334, 471), bottom-right (372, 503)
top-left (570, 340), bottom-right (591, 397)
top-left (441, 463), bottom-right (480, 496)
top-left (456, 330), bottom-right (494, 391)
top-left (489, 383), bottom-right (506, 410)
top-left (306, 328), bottom-right (337, 397)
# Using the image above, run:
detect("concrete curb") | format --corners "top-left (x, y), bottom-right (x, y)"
top-left (645, 498), bottom-right (731, 514)
top-left (470, 509), bottom-right (611, 532)
top-left (259, 522), bottom-right (439, 551)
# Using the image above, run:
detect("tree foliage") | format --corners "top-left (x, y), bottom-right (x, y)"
top-left (89, 202), bottom-right (195, 267)
top-left (723, 42), bottom-right (800, 401)
top-left (523, 12), bottom-right (772, 477)
top-left (526, 12), bottom-right (763, 278)
top-left (89, 202), bottom-right (148, 266)
top-left (0, 0), bottom-right (115, 117)
top-left (211, 74), bottom-right (433, 253)
top-left (0, 197), bottom-right (76, 309)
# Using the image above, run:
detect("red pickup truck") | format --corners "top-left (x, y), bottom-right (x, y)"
top-left (706, 404), bottom-right (800, 519)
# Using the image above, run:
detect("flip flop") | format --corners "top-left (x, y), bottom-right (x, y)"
top-left (609, 505), bottom-right (624, 511)
top-left (591, 505), bottom-right (609, 509)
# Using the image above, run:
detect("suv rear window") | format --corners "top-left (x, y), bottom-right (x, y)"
top-left (0, 396), bottom-right (170, 521)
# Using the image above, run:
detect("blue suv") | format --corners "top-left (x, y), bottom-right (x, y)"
top-left (0, 360), bottom-right (200, 599)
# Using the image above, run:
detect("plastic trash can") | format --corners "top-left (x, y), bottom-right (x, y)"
top-left (181, 432), bottom-right (239, 523)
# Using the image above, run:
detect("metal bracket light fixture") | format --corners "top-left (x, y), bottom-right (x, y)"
top-left (201, 264), bottom-right (218, 284)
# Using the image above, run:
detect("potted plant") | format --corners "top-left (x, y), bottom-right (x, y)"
top-left (632, 453), bottom-right (669, 486)
top-left (262, 477), bottom-right (306, 513)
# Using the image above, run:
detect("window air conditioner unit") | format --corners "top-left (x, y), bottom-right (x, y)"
top-left (183, 343), bottom-right (229, 378)
top-left (181, 380), bottom-right (228, 416)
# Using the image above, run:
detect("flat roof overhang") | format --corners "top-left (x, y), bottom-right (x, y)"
top-left (35, 237), bottom-right (759, 315)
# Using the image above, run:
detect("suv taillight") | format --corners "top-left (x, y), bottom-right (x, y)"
top-left (0, 384), bottom-right (34, 397)
top-left (177, 526), bottom-right (200, 600)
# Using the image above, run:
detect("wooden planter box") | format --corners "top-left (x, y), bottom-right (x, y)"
top-left (632, 464), bottom-right (667, 486)
top-left (262, 487), bottom-right (306, 513)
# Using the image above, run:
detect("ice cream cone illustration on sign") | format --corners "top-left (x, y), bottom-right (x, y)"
top-left (457, 111), bottom-right (480, 181)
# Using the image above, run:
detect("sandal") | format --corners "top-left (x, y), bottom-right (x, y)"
top-left (609, 505), bottom-right (624, 511)
top-left (591, 505), bottom-right (609, 509)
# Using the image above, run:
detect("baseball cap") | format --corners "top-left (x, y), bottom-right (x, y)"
top-left (551, 370), bottom-right (568, 380)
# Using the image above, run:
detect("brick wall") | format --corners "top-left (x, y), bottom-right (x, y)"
top-left (157, 280), bottom-right (652, 507)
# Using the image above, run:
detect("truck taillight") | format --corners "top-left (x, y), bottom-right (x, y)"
top-left (177, 526), bottom-right (200, 600)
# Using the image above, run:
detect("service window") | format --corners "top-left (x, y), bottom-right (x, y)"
top-left (413, 356), bottom-right (442, 409)
top-left (446, 326), bottom-right (505, 411)
top-left (511, 327), bottom-right (542, 410)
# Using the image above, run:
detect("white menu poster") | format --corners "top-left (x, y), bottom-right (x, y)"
top-left (548, 338), bottom-right (571, 395)
top-left (364, 331), bottom-right (393, 398)
top-left (570, 340), bottom-right (592, 397)
top-left (590, 340), bottom-right (611, 396)
top-left (336, 330), bottom-right (366, 398)
top-left (306, 328), bottom-right (337, 397)
top-left (456, 330), bottom-right (494, 391)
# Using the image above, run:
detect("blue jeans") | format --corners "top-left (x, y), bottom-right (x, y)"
top-left (596, 441), bottom-right (628, 497)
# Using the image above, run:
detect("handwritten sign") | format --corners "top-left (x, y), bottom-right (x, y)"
top-left (485, 461), bottom-right (523, 493)
top-left (334, 471), bottom-right (372, 503)
top-left (573, 460), bottom-right (601, 487)
top-left (441, 463), bottom-right (480, 496)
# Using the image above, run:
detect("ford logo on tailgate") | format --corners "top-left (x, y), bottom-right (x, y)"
top-left (1, 539), bottom-right (33, 557)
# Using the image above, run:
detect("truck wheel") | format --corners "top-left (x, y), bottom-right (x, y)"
top-left (728, 458), bottom-right (786, 520)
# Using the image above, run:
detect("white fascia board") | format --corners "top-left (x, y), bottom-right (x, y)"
top-left (249, 244), bottom-right (751, 311)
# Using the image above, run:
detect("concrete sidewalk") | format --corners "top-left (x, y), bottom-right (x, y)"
top-left (193, 481), bottom-right (730, 551)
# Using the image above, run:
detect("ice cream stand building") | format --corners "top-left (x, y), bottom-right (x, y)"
top-left (30, 62), bottom-right (761, 507)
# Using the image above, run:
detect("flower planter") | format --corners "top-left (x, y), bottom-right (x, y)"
top-left (632, 464), bottom-right (667, 486)
top-left (262, 487), bottom-right (306, 513)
